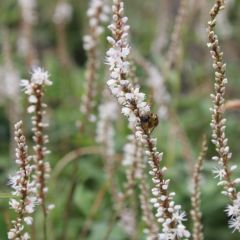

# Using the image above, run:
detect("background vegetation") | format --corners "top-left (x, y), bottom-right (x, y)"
top-left (0, 0), bottom-right (240, 239)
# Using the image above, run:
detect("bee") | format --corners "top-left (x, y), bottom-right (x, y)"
top-left (140, 112), bottom-right (159, 134)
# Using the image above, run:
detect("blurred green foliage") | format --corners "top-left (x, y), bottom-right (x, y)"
top-left (0, 0), bottom-right (240, 239)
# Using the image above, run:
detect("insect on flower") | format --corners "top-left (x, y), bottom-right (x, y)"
top-left (140, 112), bottom-right (159, 134)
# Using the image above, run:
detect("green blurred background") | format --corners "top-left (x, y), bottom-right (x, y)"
top-left (0, 0), bottom-right (240, 239)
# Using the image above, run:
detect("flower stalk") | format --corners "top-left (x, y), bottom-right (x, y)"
top-left (138, 142), bottom-right (159, 240)
top-left (17, 0), bottom-right (38, 67)
top-left (165, 0), bottom-right (188, 71)
top-left (8, 121), bottom-right (37, 240)
top-left (106, 1), bottom-right (190, 238)
top-left (53, 1), bottom-right (73, 67)
top-left (80, 0), bottom-right (110, 125)
top-left (21, 67), bottom-right (52, 238)
top-left (207, 0), bottom-right (240, 232)
top-left (191, 136), bottom-right (207, 240)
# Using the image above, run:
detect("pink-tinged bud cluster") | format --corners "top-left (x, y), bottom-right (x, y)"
top-left (80, 0), bottom-right (110, 123)
top-left (106, 1), bottom-right (190, 239)
top-left (118, 208), bottom-right (136, 236)
top-left (96, 92), bottom-right (118, 157)
top-left (83, 0), bottom-right (110, 51)
top-left (122, 135), bottom-right (142, 197)
top-left (191, 137), bottom-right (207, 240)
top-left (18, 0), bottom-right (37, 25)
top-left (52, 2), bottom-right (72, 25)
top-left (145, 64), bottom-right (170, 120)
top-left (20, 67), bottom-right (53, 213)
top-left (123, 134), bottom-right (159, 239)
top-left (8, 121), bottom-right (37, 240)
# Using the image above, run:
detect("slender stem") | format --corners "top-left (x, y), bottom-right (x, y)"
top-left (43, 209), bottom-right (48, 240)
top-left (191, 136), bottom-right (207, 240)
top-left (52, 147), bottom-right (103, 179)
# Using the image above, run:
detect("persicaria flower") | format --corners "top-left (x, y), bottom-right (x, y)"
top-left (18, 0), bottom-right (37, 25)
top-left (226, 193), bottom-right (240, 232)
top-left (80, 0), bottom-right (110, 124)
top-left (21, 66), bottom-right (53, 214)
top-left (8, 121), bottom-right (37, 239)
top-left (31, 67), bottom-right (52, 86)
top-left (106, 0), bottom-right (190, 239)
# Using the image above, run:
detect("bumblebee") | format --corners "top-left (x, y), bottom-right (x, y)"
top-left (140, 112), bottom-right (159, 134)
